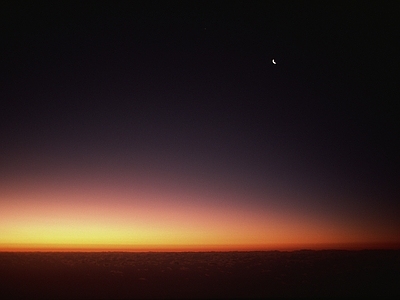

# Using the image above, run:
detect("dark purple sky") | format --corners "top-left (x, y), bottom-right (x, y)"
top-left (1, 1), bottom-right (399, 249)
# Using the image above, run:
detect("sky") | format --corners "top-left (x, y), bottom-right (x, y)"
top-left (0, 1), bottom-right (399, 251)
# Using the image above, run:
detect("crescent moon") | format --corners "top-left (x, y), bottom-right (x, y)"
top-left (272, 59), bottom-right (276, 64)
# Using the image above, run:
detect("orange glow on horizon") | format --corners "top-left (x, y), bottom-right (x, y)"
top-left (1, 242), bottom-right (399, 252)
top-left (1, 172), bottom-right (399, 252)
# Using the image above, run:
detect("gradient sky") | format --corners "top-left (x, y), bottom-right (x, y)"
top-left (1, 1), bottom-right (399, 251)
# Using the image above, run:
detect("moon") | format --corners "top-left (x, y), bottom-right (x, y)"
top-left (272, 59), bottom-right (276, 64)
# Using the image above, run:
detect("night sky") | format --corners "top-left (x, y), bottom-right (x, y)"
top-left (1, 1), bottom-right (399, 251)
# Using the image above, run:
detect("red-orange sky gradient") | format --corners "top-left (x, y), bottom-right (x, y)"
top-left (1, 2), bottom-right (399, 252)
top-left (1, 163), bottom-right (398, 252)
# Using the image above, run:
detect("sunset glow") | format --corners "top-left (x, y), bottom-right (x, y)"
top-left (1, 166), bottom-right (398, 252)
top-left (1, 1), bottom-right (398, 254)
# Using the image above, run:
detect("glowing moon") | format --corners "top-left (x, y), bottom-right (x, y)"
top-left (272, 59), bottom-right (276, 64)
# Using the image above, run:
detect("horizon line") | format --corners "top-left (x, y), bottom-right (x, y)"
top-left (1, 242), bottom-right (399, 252)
